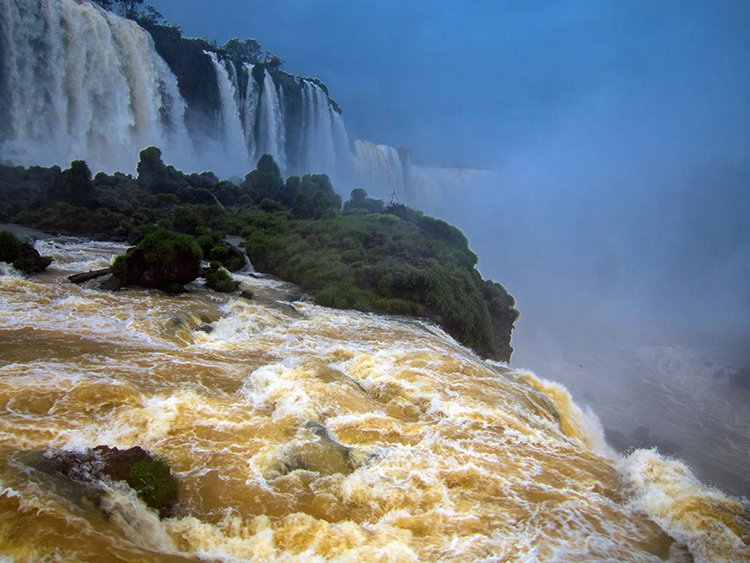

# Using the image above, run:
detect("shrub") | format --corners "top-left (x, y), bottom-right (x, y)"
top-left (203, 266), bottom-right (239, 293)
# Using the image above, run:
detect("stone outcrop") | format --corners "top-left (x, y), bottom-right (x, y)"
top-left (38, 446), bottom-right (179, 518)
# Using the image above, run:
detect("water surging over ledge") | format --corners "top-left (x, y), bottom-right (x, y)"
top-left (0, 240), bottom-right (747, 561)
top-left (0, 0), bottom-right (447, 200)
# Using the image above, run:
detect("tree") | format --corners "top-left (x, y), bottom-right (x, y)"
top-left (136, 5), bottom-right (165, 26)
top-left (136, 146), bottom-right (185, 194)
top-left (292, 174), bottom-right (341, 219)
top-left (118, 0), bottom-right (144, 19)
top-left (343, 188), bottom-right (384, 215)
top-left (91, 0), bottom-right (147, 20)
top-left (241, 154), bottom-right (284, 204)
top-left (264, 54), bottom-right (284, 69)
top-left (48, 160), bottom-right (96, 208)
top-left (91, 0), bottom-right (114, 9)
top-left (222, 38), bottom-right (263, 64)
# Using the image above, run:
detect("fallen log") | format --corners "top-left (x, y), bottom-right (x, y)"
top-left (68, 267), bottom-right (111, 284)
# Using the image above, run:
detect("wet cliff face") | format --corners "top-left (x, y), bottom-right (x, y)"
top-left (142, 23), bottom-right (221, 140)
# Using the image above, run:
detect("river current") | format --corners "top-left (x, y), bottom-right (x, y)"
top-left (0, 240), bottom-right (747, 561)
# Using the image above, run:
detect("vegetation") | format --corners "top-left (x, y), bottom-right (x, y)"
top-left (0, 150), bottom-right (518, 360)
top-left (0, 231), bottom-right (22, 263)
top-left (127, 456), bottom-right (179, 515)
top-left (203, 263), bottom-right (240, 293)
top-left (112, 227), bottom-right (202, 292)
top-left (0, 230), bottom-right (52, 274)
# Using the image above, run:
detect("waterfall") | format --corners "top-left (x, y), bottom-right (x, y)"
top-left (351, 140), bottom-right (409, 199)
top-left (254, 67), bottom-right (287, 172)
top-left (240, 63), bottom-right (259, 161)
top-left (0, 0), bottom-right (417, 196)
top-left (0, 0), bottom-right (189, 173)
top-left (302, 81), bottom-right (336, 174)
top-left (206, 52), bottom-right (250, 172)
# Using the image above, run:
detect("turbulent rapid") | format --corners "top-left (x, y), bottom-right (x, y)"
top-left (0, 241), bottom-right (747, 561)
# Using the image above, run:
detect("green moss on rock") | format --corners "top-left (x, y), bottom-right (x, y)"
top-left (127, 456), bottom-right (179, 515)
top-left (112, 227), bottom-right (202, 291)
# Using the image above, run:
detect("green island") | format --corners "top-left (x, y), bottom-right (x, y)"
top-left (0, 149), bottom-right (518, 361)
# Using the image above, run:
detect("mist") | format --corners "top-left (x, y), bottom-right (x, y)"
top-left (147, 0), bottom-right (750, 494)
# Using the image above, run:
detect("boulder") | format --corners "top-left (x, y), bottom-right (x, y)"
top-left (203, 264), bottom-right (240, 293)
top-left (39, 446), bottom-right (179, 518)
top-left (111, 228), bottom-right (202, 292)
top-left (0, 230), bottom-right (52, 274)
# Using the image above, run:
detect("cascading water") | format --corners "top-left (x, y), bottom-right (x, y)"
top-left (0, 0), bottom-right (416, 197)
top-left (299, 81), bottom-right (349, 178)
top-left (0, 240), bottom-right (747, 560)
top-left (256, 67), bottom-right (287, 172)
top-left (352, 140), bottom-right (409, 198)
top-left (206, 52), bottom-right (251, 172)
top-left (0, 0), bottom-right (189, 174)
top-left (239, 64), bottom-right (259, 164)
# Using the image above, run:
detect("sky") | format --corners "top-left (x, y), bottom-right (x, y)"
top-left (149, 0), bottom-right (750, 365)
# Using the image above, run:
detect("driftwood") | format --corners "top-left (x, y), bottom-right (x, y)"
top-left (67, 267), bottom-right (111, 284)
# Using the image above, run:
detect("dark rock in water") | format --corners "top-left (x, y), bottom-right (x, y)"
top-left (272, 422), bottom-right (355, 477)
top-left (0, 230), bottom-right (52, 274)
top-left (240, 290), bottom-right (254, 301)
top-left (110, 228), bottom-right (201, 292)
top-left (113, 247), bottom-right (199, 291)
top-left (39, 446), bottom-right (179, 518)
top-left (207, 241), bottom-right (246, 272)
top-left (203, 265), bottom-right (240, 293)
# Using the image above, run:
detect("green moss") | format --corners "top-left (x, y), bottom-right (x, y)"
top-left (127, 456), bottom-right (178, 513)
top-left (112, 255), bottom-right (127, 278)
top-left (138, 227), bottom-right (202, 267)
top-left (203, 267), bottom-right (240, 293)
top-left (0, 230), bottom-right (22, 263)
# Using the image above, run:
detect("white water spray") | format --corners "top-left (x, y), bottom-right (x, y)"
top-left (0, 0), bottom-right (190, 173)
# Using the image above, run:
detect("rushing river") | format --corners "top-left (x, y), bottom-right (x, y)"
top-left (0, 240), bottom-right (747, 561)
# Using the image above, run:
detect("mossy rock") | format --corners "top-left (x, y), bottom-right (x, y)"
top-left (0, 230), bottom-right (52, 274)
top-left (38, 446), bottom-right (179, 518)
top-left (127, 457), bottom-right (179, 516)
top-left (203, 265), bottom-right (240, 293)
top-left (111, 227), bottom-right (202, 291)
top-left (208, 242), bottom-right (246, 272)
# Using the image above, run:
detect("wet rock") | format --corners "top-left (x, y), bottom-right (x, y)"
top-left (110, 228), bottom-right (201, 292)
top-left (38, 446), bottom-right (179, 518)
top-left (270, 422), bottom-right (355, 478)
top-left (0, 230), bottom-right (52, 274)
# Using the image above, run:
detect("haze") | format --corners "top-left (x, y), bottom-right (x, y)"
top-left (149, 0), bottom-right (750, 494)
